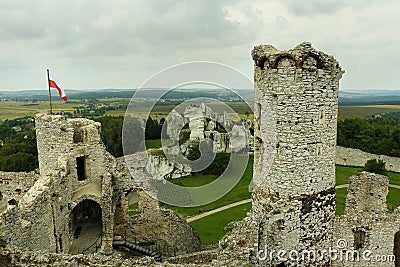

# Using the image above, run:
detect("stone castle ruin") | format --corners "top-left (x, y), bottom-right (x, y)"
top-left (217, 43), bottom-right (400, 267)
top-left (0, 114), bottom-right (200, 263)
top-left (1, 42), bottom-right (400, 266)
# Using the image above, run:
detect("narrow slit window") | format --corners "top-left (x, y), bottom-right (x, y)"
top-left (76, 156), bottom-right (86, 181)
top-left (354, 230), bottom-right (366, 249)
top-left (257, 102), bottom-right (262, 131)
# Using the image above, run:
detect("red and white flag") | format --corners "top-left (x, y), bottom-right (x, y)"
top-left (48, 72), bottom-right (67, 102)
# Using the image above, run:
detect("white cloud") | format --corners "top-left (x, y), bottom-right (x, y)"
top-left (0, 0), bottom-right (399, 90)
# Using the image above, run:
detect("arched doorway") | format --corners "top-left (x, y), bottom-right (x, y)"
top-left (69, 199), bottom-right (103, 254)
top-left (395, 231), bottom-right (400, 267)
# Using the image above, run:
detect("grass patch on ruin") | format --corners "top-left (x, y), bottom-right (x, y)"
top-left (161, 156), bottom-right (253, 217)
top-left (189, 202), bottom-right (252, 245)
top-left (335, 188), bottom-right (348, 215)
top-left (128, 203), bottom-right (140, 217)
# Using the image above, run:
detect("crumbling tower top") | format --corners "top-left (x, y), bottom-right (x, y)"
top-left (251, 41), bottom-right (343, 74)
top-left (35, 113), bottom-right (103, 177)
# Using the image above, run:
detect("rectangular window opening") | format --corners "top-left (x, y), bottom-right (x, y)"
top-left (76, 156), bottom-right (86, 181)
top-left (354, 230), bottom-right (366, 249)
top-left (73, 129), bottom-right (84, 143)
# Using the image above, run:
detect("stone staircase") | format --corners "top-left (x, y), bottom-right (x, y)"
top-left (113, 239), bottom-right (162, 262)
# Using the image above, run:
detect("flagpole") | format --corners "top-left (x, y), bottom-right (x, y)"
top-left (47, 69), bottom-right (53, 114)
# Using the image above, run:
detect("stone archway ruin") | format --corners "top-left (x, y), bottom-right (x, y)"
top-left (69, 199), bottom-right (103, 254)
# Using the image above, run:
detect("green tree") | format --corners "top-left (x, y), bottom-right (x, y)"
top-left (0, 152), bottom-right (38, 172)
top-left (187, 142), bottom-right (201, 161)
top-left (93, 116), bottom-right (124, 157)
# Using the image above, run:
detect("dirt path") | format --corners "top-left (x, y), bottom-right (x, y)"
top-left (186, 199), bottom-right (252, 223)
top-left (186, 183), bottom-right (400, 222)
top-left (335, 183), bottom-right (400, 189)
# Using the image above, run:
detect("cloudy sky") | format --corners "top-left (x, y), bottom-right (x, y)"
top-left (0, 0), bottom-right (399, 91)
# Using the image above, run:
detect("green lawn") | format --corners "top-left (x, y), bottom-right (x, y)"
top-left (170, 173), bottom-right (218, 187)
top-left (387, 187), bottom-right (400, 212)
top-left (163, 163), bottom-right (400, 217)
top-left (160, 162), bottom-right (400, 245)
top-left (161, 156), bottom-right (253, 217)
top-left (145, 139), bottom-right (162, 149)
top-left (189, 202), bottom-right (252, 245)
top-left (336, 165), bottom-right (362, 185)
top-left (387, 172), bottom-right (400, 186)
top-left (335, 188), bottom-right (348, 215)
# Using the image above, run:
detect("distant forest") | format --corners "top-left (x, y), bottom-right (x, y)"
top-left (1, 112), bottom-right (400, 172)
top-left (0, 118), bottom-right (37, 172)
top-left (337, 112), bottom-right (400, 157)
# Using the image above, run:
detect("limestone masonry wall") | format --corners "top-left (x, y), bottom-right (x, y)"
top-left (218, 42), bottom-right (344, 266)
top-left (0, 171), bottom-right (39, 203)
top-left (332, 172), bottom-right (400, 267)
top-left (336, 146), bottom-right (400, 172)
top-left (1, 113), bottom-right (201, 261)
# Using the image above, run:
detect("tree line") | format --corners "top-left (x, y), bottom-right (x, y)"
top-left (0, 118), bottom-right (38, 172)
top-left (1, 112), bottom-right (400, 172)
top-left (337, 112), bottom-right (400, 157)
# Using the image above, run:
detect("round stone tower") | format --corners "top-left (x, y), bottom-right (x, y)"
top-left (251, 42), bottom-right (344, 265)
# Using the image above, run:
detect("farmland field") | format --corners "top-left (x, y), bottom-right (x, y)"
top-left (107, 102), bottom-right (254, 120)
top-left (0, 100), bottom-right (77, 120)
top-left (3, 98), bottom-right (400, 121)
top-left (338, 105), bottom-right (400, 119)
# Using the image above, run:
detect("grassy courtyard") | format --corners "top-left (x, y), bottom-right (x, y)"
top-left (173, 164), bottom-right (400, 244)
top-left (189, 202), bottom-right (252, 245)
top-left (161, 156), bottom-right (253, 217)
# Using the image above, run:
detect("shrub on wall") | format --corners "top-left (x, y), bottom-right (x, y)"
top-left (363, 159), bottom-right (387, 175)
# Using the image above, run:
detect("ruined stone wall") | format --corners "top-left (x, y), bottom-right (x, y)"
top-left (0, 114), bottom-right (115, 255)
top-left (218, 42), bottom-right (344, 266)
top-left (0, 177), bottom-right (56, 253)
top-left (2, 250), bottom-right (216, 266)
top-left (35, 113), bottom-right (115, 254)
top-left (332, 172), bottom-right (400, 267)
top-left (146, 154), bottom-right (191, 179)
top-left (114, 189), bottom-right (201, 257)
top-left (0, 171), bottom-right (39, 202)
top-left (113, 155), bottom-right (203, 258)
top-left (336, 146), bottom-right (400, 173)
